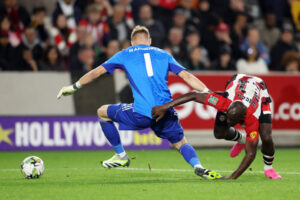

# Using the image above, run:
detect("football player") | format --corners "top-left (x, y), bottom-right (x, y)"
top-left (152, 74), bottom-right (281, 179)
top-left (57, 25), bottom-right (222, 180)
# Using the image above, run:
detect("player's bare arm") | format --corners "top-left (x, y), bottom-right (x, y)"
top-left (57, 65), bottom-right (107, 99)
top-left (78, 65), bottom-right (107, 85)
top-left (152, 92), bottom-right (208, 121)
top-left (225, 139), bottom-right (258, 179)
top-left (177, 70), bottom-right (209, 92)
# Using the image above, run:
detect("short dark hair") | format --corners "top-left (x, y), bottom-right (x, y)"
top-left (24, 25), bottom-right (35, 31)
top-left (43, 45), bottom-right (61, 64)
top-left (32, 6), bottom-right (46, 15)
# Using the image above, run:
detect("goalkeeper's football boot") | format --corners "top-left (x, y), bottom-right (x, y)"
top-left (265, 168), bottom-right (282, 179)
top-left (194, 167), bottom-right (222, 180)
top-left (101, 154), bottom-right (130, 168)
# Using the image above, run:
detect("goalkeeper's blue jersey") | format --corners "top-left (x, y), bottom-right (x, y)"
top-left (102, 44), bottom-right (185, 118)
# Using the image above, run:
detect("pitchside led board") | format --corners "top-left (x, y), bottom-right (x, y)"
top-left (0, 74), bottom-right (300, 151)
top-left (168, 74), bottom-right (300, 130)
top-left (0, 117), bottom-right (169, 151)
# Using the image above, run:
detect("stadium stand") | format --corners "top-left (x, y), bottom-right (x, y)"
top-left (0, 0), bottom-right (299, 73)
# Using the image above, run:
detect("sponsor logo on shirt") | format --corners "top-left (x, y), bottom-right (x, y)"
top-left (208, 96), bottom-right (219, 105)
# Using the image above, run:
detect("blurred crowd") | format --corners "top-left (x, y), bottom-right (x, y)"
top-left (0, 0), bottom-right (300, 74)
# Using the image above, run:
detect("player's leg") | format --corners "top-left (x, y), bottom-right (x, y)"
top-left (259, 123), bottom-right (275, 168)
top-left (214, 112), bottom-right (247, 157)
top-left (259, 114), bottom-right (281, 179)
top-left (152, 110), bottom-right (222, 180)
top-left (172, 137), bottom-right (203, 169)
top-left (97, 104), bottom-right (129, 168)
top-left (172, 137), bottom-right (222, 180)
top-left (214, 112), bottom-right (245, 142)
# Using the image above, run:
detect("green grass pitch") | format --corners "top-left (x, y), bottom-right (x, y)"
top-left (0, 149), bottom-right (300, 200)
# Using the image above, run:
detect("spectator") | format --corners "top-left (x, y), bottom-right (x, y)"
top-left (209, 0), bottom-right (230, 20)
top-left (224, 0), bottom-right (246, 25)
top-left (240, 27), bottom-right (270, 65)
top-left (165, 27), bottom-right (187, 64)
top-left (210, 0), bottom-right (245, 24)
top-left (259, 0), bottom-right (289, 28)
top-left (99, 40), bottom-right (120, 63)
top-left (191, 0), bottom-right (214, 34)
top-left (148, 0), bottom-right (173, 28)
top-left (74, 0), bottom-right (89, 13)
top-left (270, 25), bottom-right (298, 71)
top-left (230, 12), bottom-right (248, 58)
top-left (186, 47), bottom-right (207, 70)
top-left (171, 9), bottom-right (195, 36)
top-left (52, 0), bottom-right (82, 29)
top-left (137, 4), bottom-right (165, 47)
top-left (281, 51), bottom-right (300, 73)
top-left (0, 15), bottom-right (21, 47)
top-left (70, 47), bottom-right (97, 72)
top-left (108, 4), bottom-right (130, 42)
top-left (31, 7), bottom-right (49, 44)
top-left (19, 26), bottom-right (43, 63)
top-left (176, 0), bottom-right (194, 19)
top-left (0, 30), bottom-right (18, 70)
top-left (0, 0), bottom-right (31, 35)
top-left (229, 0), bottom-right (245, 13)
top-left (70, 36), bottom-right (117, 73)
top-left (70, 32), bottom-right (102, 68)
top-left (237, 45), bottom-right (269, 74)
top-left (211, 45), bottom-right (236, 71)
top-left (69, 23), bottom-right (87, 64)
top-left (203, 22), bottom-right (235, 61)
top-left (84, 33), bottom-right (102, 63)
top-left (49, 14), bottom-right (76, 56)
top-left (115, 0), bottom-right (135, 29)
top-left (94, 0), bottom-right (113, 21)
top-left (19, 48), bottom-right (39, 71)
top-left (259, 12), bottom-right (281, 50)
top-left (78, 4), bottom-right (110, 48)
top-left (40, 45), bottom-right (64, 71)
top-left (185, 30), bottom-right (210, 67)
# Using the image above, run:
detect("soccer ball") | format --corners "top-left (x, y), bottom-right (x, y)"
top-left (21, 156), bottom-right (45, 179)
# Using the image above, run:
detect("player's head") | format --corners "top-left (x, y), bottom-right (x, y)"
top-left (226, 101), bottom-right (247, 126)
top-left (130, 25), bottom-right (152, 46)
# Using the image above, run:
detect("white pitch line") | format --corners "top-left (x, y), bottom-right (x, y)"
top-left (115, 167), bottom-right (300, 175)
top-left (1, 167), bottom-right (300, 175)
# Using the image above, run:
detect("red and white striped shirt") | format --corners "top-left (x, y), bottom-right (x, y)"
top-left (205, 74), bottom-right (272, 141)
top-left (78, 19), bottom-right (110, 45)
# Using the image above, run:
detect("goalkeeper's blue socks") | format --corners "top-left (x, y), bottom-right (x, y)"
top-left (180, 144), bottom-right (203, 168)
top-left (99, 118), bottom-right (126, 156)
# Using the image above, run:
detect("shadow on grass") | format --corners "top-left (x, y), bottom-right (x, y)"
top-left (0, 175), bottom-right (205, 187)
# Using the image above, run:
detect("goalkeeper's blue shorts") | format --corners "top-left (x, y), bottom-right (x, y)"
top-left (107, 103), bottom-right (184, 144)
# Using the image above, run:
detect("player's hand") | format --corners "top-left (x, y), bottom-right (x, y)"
top-left (57, 85), bottom-right (77, 99)
top-left (152, 105), bottom-right (168, 122)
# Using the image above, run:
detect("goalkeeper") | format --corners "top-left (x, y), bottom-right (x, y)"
top-left (57, 25), bottom-right (222, 180)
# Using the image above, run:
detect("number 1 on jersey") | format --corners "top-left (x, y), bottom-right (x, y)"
top-left (144, 53), bottom-right (154, 77)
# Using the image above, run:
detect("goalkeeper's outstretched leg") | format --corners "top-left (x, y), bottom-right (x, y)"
top-left (173, 137), bottom-right (222, 180)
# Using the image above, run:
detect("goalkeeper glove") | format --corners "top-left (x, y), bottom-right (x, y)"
top-left (57, 81), bottom-right (82, 99)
